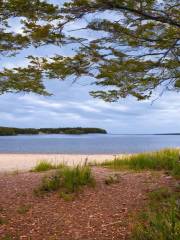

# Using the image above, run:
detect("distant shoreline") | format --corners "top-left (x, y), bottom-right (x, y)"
top-left (0, 133), bottom-right (180, 136)
top-left (0, 127), bottom-right (107, 136)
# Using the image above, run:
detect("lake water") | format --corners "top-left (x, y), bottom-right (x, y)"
top-left (0, 134), bottom-right (179, 154)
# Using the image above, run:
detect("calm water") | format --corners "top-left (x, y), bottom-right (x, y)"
top-left (0, 134), bottom-right (179, 154)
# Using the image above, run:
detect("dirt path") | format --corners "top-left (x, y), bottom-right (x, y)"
top-left (0, 168), bottom-right (175, 240)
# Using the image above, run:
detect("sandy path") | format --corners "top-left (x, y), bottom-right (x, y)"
top-left (0, 154), bottom-right (119, 172)
top-left (0, 167), bottom-right (175, 240)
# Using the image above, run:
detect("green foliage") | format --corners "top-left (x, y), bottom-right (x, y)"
top-left (0, 126), bottom-right (107, 136)
top-left (59, 191), bottom-right (75, 201)
top-left (0, 0), bottom-right (62, 55)
top-left (0, 0), bottom-right (63, 95)
top-left (0, 1), bottom-right (179, 100)
top-left (17, 204), bottom-right (31, 214)
top-left (35, 165), bottom-right (95, 195)
top-left (37, 173), bottom-right (61, 192)
top-left (32, 161), bottom-right (58, 172)
top-left (0, 127), bottom-right (16, 136)
top-left (131, 187), bottom-right (180, 240)
top-left (61, 165), bottom-right (95, 193)
top-left (104, 174), bottom-right (120, 185)
top-left (102, 148), bottom-right (180, 177)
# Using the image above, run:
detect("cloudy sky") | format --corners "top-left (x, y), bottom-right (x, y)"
top-left (0, 1), bottom-right (180, 134)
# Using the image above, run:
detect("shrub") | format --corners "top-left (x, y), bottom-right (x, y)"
top-left (61, 165), bottom-right (95, 193)
top-left (38, 174), bottom-right (61, 192)
top-left (35, 165), bottom-right (95, 195)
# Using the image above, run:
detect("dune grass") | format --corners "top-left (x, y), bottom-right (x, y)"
top-left (31, 160), bottom-right (65, 172)
top-left (35, 164), bottom-right (95, 196)
top-left (102, 148), bottom-right (180, 177)
top-left (131, 186), bottom-right (180, 240)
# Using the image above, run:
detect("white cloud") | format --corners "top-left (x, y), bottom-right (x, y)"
top-left (86, 100), bottom-right (129, 112)
top-left (0, 112), bottom-right (32, 122)
top-left (19, 95), bottom-right (65, 109)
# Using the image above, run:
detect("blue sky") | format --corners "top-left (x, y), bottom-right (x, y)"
top-left (0, 1), bottom-right (180, 134)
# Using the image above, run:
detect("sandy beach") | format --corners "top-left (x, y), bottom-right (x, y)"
top-left (0, 153), bottom-right (119, 172)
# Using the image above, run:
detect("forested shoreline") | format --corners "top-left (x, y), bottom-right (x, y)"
top-left (0, 127), bottom-right (107, 136)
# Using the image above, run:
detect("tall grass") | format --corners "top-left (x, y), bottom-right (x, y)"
top-left (102, 148), bottom-right (180, 176)
top-left (31, 160), bottom-right (65, 172)
top-left (61, 165), bottom-right (94, 193)
top-left (35, 165), bottom-right (95, 195)
top-left (131, 187), bottom-right (180, 240)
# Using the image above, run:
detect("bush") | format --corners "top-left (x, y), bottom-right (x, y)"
top-left (38, 174), bottom-right (61, 192)
top-left (35, 165), bottom-right (95, 195)
top-left (62, 165), bottom-right (95, 193)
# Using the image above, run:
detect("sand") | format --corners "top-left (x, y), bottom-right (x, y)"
top-left (0, 154), bottom-right (119, 172)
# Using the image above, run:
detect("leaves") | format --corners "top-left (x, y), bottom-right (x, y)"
top-left (0, 0), bottom-right (180, 100)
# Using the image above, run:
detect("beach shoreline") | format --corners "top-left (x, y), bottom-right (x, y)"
top-left (0, 153), bottom-right (119, 172)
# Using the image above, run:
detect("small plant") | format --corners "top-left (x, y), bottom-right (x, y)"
top-left (60, 191), bottom-right (75, 201)
top-left (131, 187), bottom-right (180, 240)
top-left (17, 204), bottom-right (31, 214)
top-left (38, 174), bottom-right (61, 192)
top-left (104, 174), bottom-right (120, 185)
top-left (35, 165), bottom-right (95, 195)
top-left (31, 161), bottom-right (56, 172)
top-left (61, 165), bottom-right (95, 193)
top-left (31, 161), bottom-right (65, 172)
top-left (148, 187), bottom-right (171, 202)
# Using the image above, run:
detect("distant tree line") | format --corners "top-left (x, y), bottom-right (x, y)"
top-left (0, 127), bottom-right (107, 136)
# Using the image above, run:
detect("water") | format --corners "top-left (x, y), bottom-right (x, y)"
top-left (0, 134), bottom-right (179, 154)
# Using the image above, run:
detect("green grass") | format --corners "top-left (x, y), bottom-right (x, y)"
top-left (60, 191), bottom-right (75, 201)
top-left (31, 160), bottom-right (65, 172)
top-left (104, 174), bottom-right (120, 185)
top-left (131, 187), bottom-right (180, 240)
top-left (17, 204), bottom-right (31, 214)
top-left (35, 165), bottom-right (95, 196)
top-left (102, 148), bottom-right (180, 176)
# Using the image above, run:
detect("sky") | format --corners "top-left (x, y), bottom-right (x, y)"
top-left (0, 1), bottom-right (180, 134)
